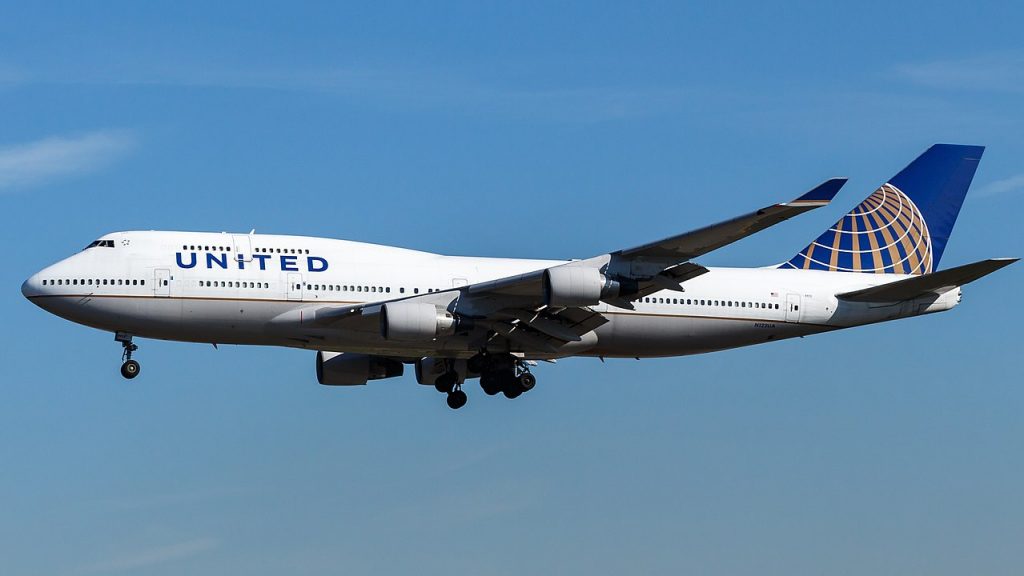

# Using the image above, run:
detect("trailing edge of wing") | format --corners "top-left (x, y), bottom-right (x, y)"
top-left (613, 177), bottom-right (847, 262)
top-left (836, 258), bottom-right (1018, 302)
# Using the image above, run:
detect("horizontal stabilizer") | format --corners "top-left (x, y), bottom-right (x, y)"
top-left (836, 258), bottom-right (1018, 302)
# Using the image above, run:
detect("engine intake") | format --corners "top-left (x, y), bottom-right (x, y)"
top-left (316, 351), bottom-right (404, 386)
top-left (380, 302), bottom-right (457, 341)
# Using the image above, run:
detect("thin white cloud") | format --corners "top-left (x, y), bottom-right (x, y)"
top-left (72, 538), bottom-right (218, 575)
top-left (0, 130), bottom-right (135, 192)
top-left (896, 52), bottom-right (1024, 93)
top-left (975, 174), bottom-right (1024, 198)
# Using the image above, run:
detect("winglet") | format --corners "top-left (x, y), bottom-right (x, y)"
top-left (786, 177), bottom-right (847, 206)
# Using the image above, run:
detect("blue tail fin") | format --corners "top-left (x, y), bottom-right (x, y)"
top-left (781, 144), bottom-right (984, 275)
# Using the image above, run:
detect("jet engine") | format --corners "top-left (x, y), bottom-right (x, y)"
top-left (316, 351), bottom-right (404, 386)
top-left (546, 266), bottom-right (620, 307)
top-left (380, 302), bottom-right (457, 341)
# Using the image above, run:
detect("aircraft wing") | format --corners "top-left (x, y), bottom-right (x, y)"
top-left (613, 178), bottom-right (846, 262)
top-left (309, 178), bottom-right (844, 353)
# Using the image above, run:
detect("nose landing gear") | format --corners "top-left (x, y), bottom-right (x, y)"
top-left (115, 332), bottom-right (140, 379)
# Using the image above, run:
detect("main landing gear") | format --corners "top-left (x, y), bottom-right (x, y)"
top-left (474, 353), bottom-right (537, 400)
top-left (116, 332), bottom-right (140, 379)
top-left (431, 354), bottom-right (538, 410)
top-left (433, 368), bottom-right (468, 410)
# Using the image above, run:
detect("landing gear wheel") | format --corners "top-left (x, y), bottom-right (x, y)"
top-left (121, 359), bottom-right (140, 379)
top-left (480, 372), bottom-right (502, 396)
top-left (467, 353), bottom-right (486, 374)
top-left (116, 332), bottom-right (140, 380)
top-left (434, 372), bottom-right (458, 394)
top-left (517, 372), bottom-right (536, 392)
top-left (446, 389), bottom-right (468, 410)
top-left (499, 370), bottom-right (521, 399)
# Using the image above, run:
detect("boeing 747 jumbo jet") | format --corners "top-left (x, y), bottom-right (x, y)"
top-left (21, 144), bottom-right (1017, 409)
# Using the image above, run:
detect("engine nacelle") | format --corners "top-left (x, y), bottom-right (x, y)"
top-left (380, 302), bottom-right (457, 341)
top-left (316, 351), bottom-right (404, 386)
top-left (544, 266), bottom-right (606, 307)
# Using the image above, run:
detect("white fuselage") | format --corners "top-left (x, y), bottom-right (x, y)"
top-left (22, 231), bottom-right (961, 360)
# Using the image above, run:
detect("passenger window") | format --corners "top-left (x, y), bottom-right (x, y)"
top-left (400, 288), bottom-right (405, 294)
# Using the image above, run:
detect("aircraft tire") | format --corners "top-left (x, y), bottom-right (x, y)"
top-left (120, 360), bottom-right (140, 379)
top-left (480, 372), bottom-right (502, 395)
top-left (434, 372), bottom-right (457, 393)
top-left (446, 389), bottom-right (468, 409)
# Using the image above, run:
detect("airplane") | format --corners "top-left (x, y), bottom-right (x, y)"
top-left (21, 144), bottom-right (1017, 410)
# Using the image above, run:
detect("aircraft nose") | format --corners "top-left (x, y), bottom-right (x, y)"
top-left (21, 273), bottom-right (38, 299)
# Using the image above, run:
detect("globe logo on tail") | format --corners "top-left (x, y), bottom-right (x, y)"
top-left (784, 183), bottom-right (933, 275)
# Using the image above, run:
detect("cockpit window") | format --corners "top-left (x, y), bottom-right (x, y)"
top-left (84, 240), bottom-right (115, 249)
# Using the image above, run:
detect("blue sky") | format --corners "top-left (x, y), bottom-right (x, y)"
top-left (2, 2), bottom-right (1023, 574)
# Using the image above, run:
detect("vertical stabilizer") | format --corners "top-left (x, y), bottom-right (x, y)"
top-left (781, 144), bottom-right (984, 274)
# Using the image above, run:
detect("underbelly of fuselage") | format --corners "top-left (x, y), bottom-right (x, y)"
top-left (31, 294), bottom-right (832, 360)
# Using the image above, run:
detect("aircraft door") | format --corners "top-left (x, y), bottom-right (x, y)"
top-left (154, 269), bottom-right (170, 297)
top-left (785, 293), bottom-right (801, 323)
top-left (232, 235), bottom-right (253, 263)
top-left (287, 272), bottom-right (303, 301)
